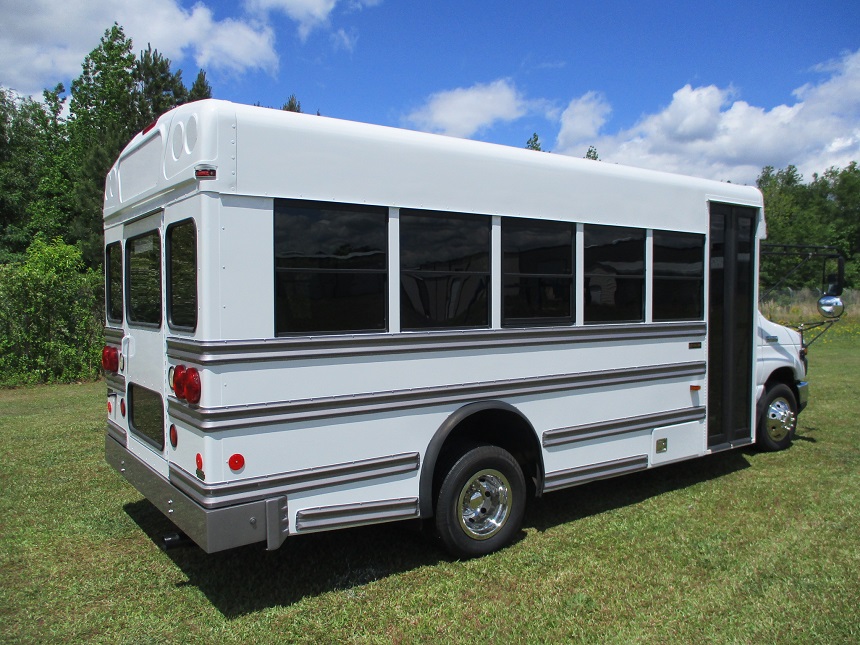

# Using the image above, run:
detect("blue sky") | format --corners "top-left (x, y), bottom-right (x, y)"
top-left (2, 0), bottom-right (859, 184)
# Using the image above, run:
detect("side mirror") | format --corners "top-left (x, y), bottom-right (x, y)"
top-left (817, 295), bottom-right (844, 319)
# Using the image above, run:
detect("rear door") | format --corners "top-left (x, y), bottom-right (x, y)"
top-left (123, 211), bottom-right (168, 475)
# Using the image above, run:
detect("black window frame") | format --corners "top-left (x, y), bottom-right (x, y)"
top-left (583, 224), bottom-right (646, 324)
top-left (105, 241), bottom-right (123, 324)
top-left (125, 229), bottom-right (162, 328)
top-left (274, 199), bottom-right (388, 336)
top-left (166, 218), bottom-right (198, 332)
top-left (400, 209), bottom-right (491, 331)
top-left (652, 230), bottom-right (706, 322)
top-left (502, 217), bottom-right (575, 327)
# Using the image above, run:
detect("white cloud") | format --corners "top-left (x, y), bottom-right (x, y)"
top-left (331, 28), bottom-right (358, 52)
top-left (556, 91), bottom-right (611, 152)
top-left (245, 0), bottom-right (338, 40)
top-left (406, 79), bottom-right (529, 138)
top-left (0, 0), bottom-right (278, 97)
top-left (554, 49), bottom-right (860, 183)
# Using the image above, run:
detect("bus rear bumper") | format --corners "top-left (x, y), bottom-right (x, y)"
top-left (105, 434), bottom-right (288, 553)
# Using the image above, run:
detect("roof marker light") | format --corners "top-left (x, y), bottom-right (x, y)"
top-left (195, 165), bottom-right (217, 179)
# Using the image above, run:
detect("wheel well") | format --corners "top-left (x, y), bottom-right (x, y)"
top-left (759, 367), bottom-right (799, 418)
top-left (418, 401), bottom-right (543, 517)
top-left (764, 367), bottom-right (798, 399)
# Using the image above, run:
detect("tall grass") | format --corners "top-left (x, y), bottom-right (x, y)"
top-left (2, 333), bottom-right (860, 643)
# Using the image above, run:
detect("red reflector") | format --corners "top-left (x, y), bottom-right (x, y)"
top-left (690, 385), bottom-right (702, 392)
top-left (228, 454), bottom-right (245, 471)
top-left (120, 398), bottom-right (126, 417)
top-left (169, 424), bottom-right (178, 449)
top-left (107, 401), bottom-right (112, 414)
top-left (196, 453), bottom-right (203, 470)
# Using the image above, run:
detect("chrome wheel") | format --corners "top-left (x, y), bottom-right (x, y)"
top-left (765, 396), bottom-right (796, 442)
top-left (457, 468), bottom-right (511, 540)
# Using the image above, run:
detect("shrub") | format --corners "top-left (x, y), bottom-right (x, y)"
top-left (0, 237), bottom-right (103, 385)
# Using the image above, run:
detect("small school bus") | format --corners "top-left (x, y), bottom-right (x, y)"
top-left (103, 99), bottom-right (823, 557)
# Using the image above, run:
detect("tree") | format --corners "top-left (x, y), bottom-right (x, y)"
top-left (188, 70), bottom-right (212, 101)
top-left (282, 94), bottom-right (302, 113)
top-left (585, 145), bottom-right (599, 161)
top-left (526, 133), bottom-right (542, 151)
top-left (135, 44), bottom-right (189, 128)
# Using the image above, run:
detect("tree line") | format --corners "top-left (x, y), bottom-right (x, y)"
top-left (0, 24), bottom-right (857, 384)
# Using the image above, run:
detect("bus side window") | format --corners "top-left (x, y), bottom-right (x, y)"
top-left (400, 210), bottom-right (490, 330)
top-left (274, 200), bottom-right (387, 335)
top-left (502, 218), bottom-right (575, 326)
top-left (653, 230), bottom-right (705, 321)
top-left (584, 225), bottom-right (645, 323)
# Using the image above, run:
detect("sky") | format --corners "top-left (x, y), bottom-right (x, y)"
top-left (1, 0), bottom-right (859, 185)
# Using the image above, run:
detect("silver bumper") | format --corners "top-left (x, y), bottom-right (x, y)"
top-left (797, 380), bottom-right (809, 412)
top-left (105, 434), bottom-right (288, 553)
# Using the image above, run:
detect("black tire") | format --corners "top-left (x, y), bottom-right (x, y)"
top-left (435, 445), bottom-right (526, 558)
top-left (757, 383), bottom-right (798, 452)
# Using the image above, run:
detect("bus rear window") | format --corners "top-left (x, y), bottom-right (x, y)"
top-left (167, 220), bottom-right (197, 330)
top-left (129, 384), bottom-right (165, 451)
top-left (106, 242), bottom-right (123, 323)
top-left (127, 231), bottom-right (162, 326)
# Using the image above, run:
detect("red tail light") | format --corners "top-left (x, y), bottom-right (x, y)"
top-left (102, 346), bottom-right (119, 373)
top-left (171, 364), bottom-right (201, 405)
top-left (173, 365), bottom-right (187, 399)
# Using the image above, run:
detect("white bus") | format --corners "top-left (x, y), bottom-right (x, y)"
top-left (103, 99), bottom-right (819, 558)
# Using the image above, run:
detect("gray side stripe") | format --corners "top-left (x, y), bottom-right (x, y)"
top-left (543, 406), bottom-right (706, 448)
top-left (105, 373), bottom-right (126, 393)
top-left (169, 361), bottom-right (706, 432)
top-left (106, 420), bottom-right (126, 443)
top-left (167, 322), bottom-right (706, 365)
top-left (295, 498), bottom-right (419, 532)
top-left (169, 451), bottom-right (420, 510)
top-left (543, 455), bottom-right (649, 493)
top-left (104, 327), bottom-right (124, 344)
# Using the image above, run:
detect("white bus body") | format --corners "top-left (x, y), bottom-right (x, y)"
top-left (103, 100), bottom-right (807, 557)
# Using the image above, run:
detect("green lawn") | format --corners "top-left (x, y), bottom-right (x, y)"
top-left (2, 326), bottom-right (858, 644)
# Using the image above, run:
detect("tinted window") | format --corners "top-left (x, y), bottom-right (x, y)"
top-left (167, 220), bottom-right (197, 330)
top-left (105, 242), bottom-right (123, 323)
top-left (275, 200), bottom-right (387, 334)
top-left (653, 231), bottom-right (705, 321)
top-left (584, 225), bottom-right (645, 323)
top-left (129, 384), bottom-right (164, 451)
top-left (400, 210), bottom-right (490, 330)
top-left (127, 231), bottom-right (162, 326)
top-left (503, 218), bottom-right (574, 324)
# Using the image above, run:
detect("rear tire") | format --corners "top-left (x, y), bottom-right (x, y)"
top-left (435, 445), bottom-right (526, 558)
top-left (757, 383), bottom-right (798, 452)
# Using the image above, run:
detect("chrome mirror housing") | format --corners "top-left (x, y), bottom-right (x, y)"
top-left (817, 295), bottom-right (844, 319)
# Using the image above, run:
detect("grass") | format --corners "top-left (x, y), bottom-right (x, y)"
top-left (1, 322), bottom-right (859, 644)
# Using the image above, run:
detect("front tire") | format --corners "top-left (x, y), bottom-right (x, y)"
top-left (435, 445), bottom-right (526, 558)
top-left (757, 383), bottom-right (798, 452)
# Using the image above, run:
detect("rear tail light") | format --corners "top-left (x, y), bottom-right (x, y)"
top-left (170, 364), bottom-right (201, 405)
top-left (101, 346), bottom-right (119, 373)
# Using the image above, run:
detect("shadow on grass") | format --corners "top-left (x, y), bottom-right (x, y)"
top-left (123, 448), bottom-right (752, 617)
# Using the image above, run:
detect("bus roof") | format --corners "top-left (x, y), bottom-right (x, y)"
top-left (104, 99), bottom-right (764, 236)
